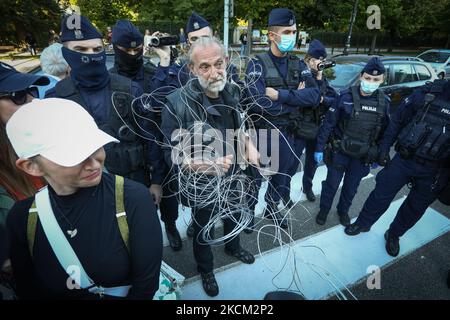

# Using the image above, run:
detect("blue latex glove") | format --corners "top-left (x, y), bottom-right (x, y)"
top-left (371, 163), bottom-right (379, 170)
top-left (314, 152), bottom-right (323, 164)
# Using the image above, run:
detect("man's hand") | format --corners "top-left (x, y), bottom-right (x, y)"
top-left (297, 81), bottom-right (305, 90)
top-left (215, 155), bottom-right (234, 174)
top-left (150, 31), bottom-right (171, 67)
top-left (149, 184), bottom-right (163, 205)
top-left (377, 151), bottom-right (391, 167)
top-left (183, 155), bottom-right (234, 176)
top-left (316, 70), bottom-right (323, 80)
top-left (245, 136), bottom-right (260, 167)
top-left (265, 87), bottom-right (279, 101)
top-left (2, 259), bottom-right (12, 274)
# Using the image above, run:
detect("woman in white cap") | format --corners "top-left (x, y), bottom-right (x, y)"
top-left (6, 98), bottom-right (162, 299)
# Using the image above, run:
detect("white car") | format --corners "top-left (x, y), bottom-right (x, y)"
top-left (417, 49), bottom-right (450, 79)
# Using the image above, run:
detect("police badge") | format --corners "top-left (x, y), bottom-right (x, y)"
top-left (74, 29), bottom-right (84, 40)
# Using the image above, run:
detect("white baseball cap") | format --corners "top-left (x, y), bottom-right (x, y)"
top-left (6, 98), bottom-right (119, 167)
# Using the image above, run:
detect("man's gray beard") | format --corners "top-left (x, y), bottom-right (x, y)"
top-left (198, 71), bottom-right (227, 94)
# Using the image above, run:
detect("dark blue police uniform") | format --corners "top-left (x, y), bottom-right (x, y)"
top-left (346, 79), bottom-right (450, 257)
top-left (46, 15), bottom-right (161, 188)
top-left (285, 39), bottom-right (338, 203)
top-left (109, 20), bottom-right (180, 244)
top-left (244, 9), bottom-right (321, 227)
top-left (316, 57), bottom-right (390, 226)
top-left (110, 20), bottom-right (149, 91)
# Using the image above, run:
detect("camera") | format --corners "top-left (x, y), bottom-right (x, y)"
top-left (148, 35), bottom-right (179, 47)
top-left (317, 60), bottom-right (336, 71)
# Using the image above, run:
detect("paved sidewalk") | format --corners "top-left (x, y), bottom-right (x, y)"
top-left (0, 52), bottom-right (41, 73)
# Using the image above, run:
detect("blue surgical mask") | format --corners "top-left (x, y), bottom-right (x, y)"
top-left (360, 80), bottom-right (381, 94)
top-left (62, 47), bottom-right (109, 91)
top-left (275, 34), bottom-right (296, 53)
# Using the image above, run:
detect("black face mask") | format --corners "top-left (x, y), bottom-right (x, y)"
top-left (113, 45), bottom-right (143, 79)
top-left (62, 47), bottom-right (109, 91)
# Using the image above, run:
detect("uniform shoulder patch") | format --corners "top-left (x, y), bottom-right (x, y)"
top-left (301, 69), bottom-right (312, 77)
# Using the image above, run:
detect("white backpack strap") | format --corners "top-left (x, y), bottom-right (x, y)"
top-left (35, 187), bottom-right (94, 289)
top-left (35, 187), bottom-right (131, 297)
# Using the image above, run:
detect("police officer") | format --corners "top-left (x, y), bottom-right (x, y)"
top-left (285, 39), bottom-right (338, 205)
top-left (245, 8), bottom-right (321, 228)
top-left (110, 20), bottom-right (158, 92)
top-left (109, 20), bottom-right (182, 251)
top-left (46, 15), bottom-right (163, 216)
top-left (345, 79), bottom-right (450, 257)
top-left (315, 57), bottom-right (390, 226)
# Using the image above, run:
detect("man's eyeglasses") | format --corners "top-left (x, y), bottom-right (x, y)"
top-left (0, 87), bottom-right (38, 105)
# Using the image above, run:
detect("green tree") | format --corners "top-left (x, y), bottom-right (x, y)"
top-left (138, 0), bottom-right (224, 32)
top-left (75, 0), bottom-right (137, 34)
top-left (0, 0), bottom-right (61, 47)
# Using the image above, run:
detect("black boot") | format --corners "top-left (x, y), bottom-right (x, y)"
top-left (384, 230), bottom-right (400, 257)
top-left (338, 212), bottom-right (351, 227)
top-left (200, 272), bottom-right (219, 297)
top-left (344, 223), bottom-right (370, 236)
top-left (315, 210), bottom-right (328, 225)
top-left (186, 220), bottom-right (194, 238)
top-left (264, 202), bottom-right (288, 229)
top-left (282, 195), bottom-right (295, 210)
top-left (165, 223), bottom-right (182, 251)
top-left (304, 189), bottom-right (316, 202)
top-left (224, 247), bottom-right (255, 264)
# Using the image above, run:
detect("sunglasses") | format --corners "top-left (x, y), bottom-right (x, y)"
top-left (0, 87), bottom-right (38, 105)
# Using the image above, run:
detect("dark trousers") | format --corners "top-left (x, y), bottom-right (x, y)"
top-left (192, 206), bottom-right (241, 273)
top-left (159, 177), bottom-right (179, 225)
top-left (249, 128), bottom-right (297, 209)
top-left (355, 154), bottom-right (446, 237)
top-left (124, 166), bottom-right (179, 224)
top-left (320, 151), bottom-right (370, 215)
top-left (286, 137), bottom-right (318, 193)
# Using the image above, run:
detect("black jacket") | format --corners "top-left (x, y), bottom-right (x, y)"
top-left (161, 79), bottom-right (243, 169)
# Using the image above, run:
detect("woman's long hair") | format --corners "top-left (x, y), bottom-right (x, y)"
top-left (0, 123), bottom-right (37, 200)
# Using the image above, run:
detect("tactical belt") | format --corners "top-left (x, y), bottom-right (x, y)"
top-left (253, 113), bottom-right (292, 131)
top-left (400, 153), bottom-right (443, 168)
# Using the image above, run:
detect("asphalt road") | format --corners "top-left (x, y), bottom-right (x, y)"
top-left (162, 158), bottom-right (450, 300)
